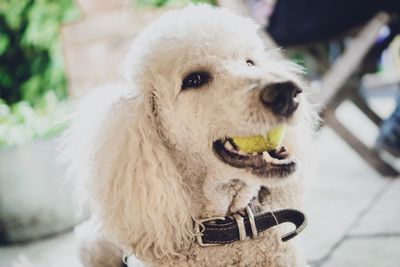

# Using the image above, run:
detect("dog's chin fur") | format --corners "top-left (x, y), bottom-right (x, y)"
top-left (61, 4), bottom-right (317, 267)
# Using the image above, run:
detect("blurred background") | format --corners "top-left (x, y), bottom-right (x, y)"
top-left (0, 0), bottom-right (399, 266)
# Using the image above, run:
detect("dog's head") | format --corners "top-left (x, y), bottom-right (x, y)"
top-left (124, 4), bottom-right (313, 188)
top-left (66, 5), bottom-right (316, 263)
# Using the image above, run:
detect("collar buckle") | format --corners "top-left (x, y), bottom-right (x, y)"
top-left (195, 216), bottom-right (226, 247)
top-left (195, 206), bottom-right (256, 247)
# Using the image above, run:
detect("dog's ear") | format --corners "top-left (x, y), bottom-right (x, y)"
top-left (64, 84), bottom-right (194, 262)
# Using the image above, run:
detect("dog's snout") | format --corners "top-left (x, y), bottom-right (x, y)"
top-left (259, 81), bottom-right (302, 117)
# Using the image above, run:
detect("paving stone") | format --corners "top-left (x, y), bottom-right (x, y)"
top-left (335, 100), bottom-right (380, 147)
top-left (303, 127), bottom-right (390, 262)
top-left (349, 179), bottom-right (400, 236)
top-left (322, 236), bottom-right (400, 267)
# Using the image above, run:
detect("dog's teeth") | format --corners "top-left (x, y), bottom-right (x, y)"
top-left (237, 150), bottom-right (247, 156)
top-left (280, 158), bottom-right (290, 164)
top-left (263, 151), bottom-right (273, 161)
top-left (224, 141), bottom-right (234, 151)
top-left (263, 151), bottom-right (286, 164)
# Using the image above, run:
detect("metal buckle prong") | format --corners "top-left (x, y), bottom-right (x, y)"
top-left (195, 216), bottom-right (226, 247)
top-left (246, 206), bottom-right (258, 239)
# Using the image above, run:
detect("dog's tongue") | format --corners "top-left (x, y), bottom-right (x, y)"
top-left (232, 125), bottom-right (286, 153)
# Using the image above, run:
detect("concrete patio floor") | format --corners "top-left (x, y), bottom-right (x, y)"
top-left (1, 95), bottom-right (399, 267)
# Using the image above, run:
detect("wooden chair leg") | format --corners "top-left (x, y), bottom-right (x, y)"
top-left (325, 111), bottom-right (399, 177)
top-left (317, 12), bottom-right (390, 106)
top-left (349, 90), bottom-right (383, 126)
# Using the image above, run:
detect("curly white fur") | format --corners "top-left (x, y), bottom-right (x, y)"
top-left (62, 4), bottom-right (317, 267)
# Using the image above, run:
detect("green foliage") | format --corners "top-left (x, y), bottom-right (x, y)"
top-left (0, 0), bottom-right (79, 105)
top-left (288, 51), bottom-right (306, 69)
top-left (0, 0), bottom-right (78, 147)
top-left (135, 0), bottom-right (216, 8)
top-left (0, 91), bottom-right (70, 148)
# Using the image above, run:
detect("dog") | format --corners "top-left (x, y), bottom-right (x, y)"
top-left (63, 4), bottom-right (317, 267)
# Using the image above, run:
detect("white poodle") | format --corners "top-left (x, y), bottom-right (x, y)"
top-left (63, 4), bottom-right (316, 267)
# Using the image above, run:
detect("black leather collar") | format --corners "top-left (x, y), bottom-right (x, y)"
top-left (121, 207), bottom-right (307, 265)
top-left (195, 207), bottom-right (307, 246)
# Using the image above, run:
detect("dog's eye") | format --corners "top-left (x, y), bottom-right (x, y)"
top-left (181, 71), bottom-right (210, 90)
top-left (246, 59), bottom-right (255, 66)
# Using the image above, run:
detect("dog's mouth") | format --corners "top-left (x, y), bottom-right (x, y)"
top-left (212, 137), bottom-right (297, 178)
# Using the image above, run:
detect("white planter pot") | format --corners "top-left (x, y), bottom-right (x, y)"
top-left (0, 138), bottom-right (84, 243)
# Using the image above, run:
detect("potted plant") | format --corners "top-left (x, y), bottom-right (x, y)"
top-left (0, 0), bottom-right (82, 244)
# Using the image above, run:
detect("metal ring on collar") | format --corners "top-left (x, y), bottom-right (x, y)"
top-left (245, 206), bottom-right (258, 239)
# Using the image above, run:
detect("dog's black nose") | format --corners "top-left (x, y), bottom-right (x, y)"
top-left (260, 81), bottom-right (302, 117)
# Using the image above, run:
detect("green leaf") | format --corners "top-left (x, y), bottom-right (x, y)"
top-left (0, 0), bottom-right (30, 30)
top-left (0, 34), bottom-right (9, 55)
top-left (0, 0), bottom-right (77, 106)
top-left (0, 95), bottom-right (71, 148)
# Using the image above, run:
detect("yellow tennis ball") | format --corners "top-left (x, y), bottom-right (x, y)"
top-left (232, 135), bottom-right (269, 153)
top-left (265, 125), bottom-right (286, 150)
top-left (232, 125), bottom-right (286, 153)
